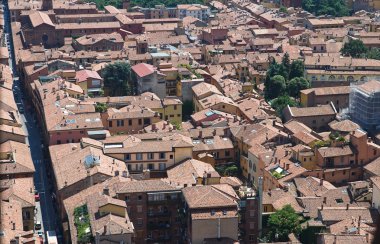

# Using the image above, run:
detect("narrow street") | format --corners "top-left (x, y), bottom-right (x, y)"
top-left (2, 0), bottom-right (62, 242)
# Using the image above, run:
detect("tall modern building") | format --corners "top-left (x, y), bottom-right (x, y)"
top-left (349, 80), bottom-right (380, 134)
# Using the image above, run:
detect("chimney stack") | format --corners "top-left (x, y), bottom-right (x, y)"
top-left (346, 203), bottom-right (349, 210)
top-left (320, 178), bottom-right (324, 186)
top-left (323, 197), bottom-right (327, 204)
top-left (199, 130), bottom-right (203, 139)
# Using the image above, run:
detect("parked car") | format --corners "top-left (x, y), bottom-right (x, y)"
top-left (35, 221), bottom-right (41, 230)
top-left (34, 191), bottom-right (40, 202)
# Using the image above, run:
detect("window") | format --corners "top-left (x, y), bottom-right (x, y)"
top-left (148, 164), bottom-right (154, 170)
top-left (374, 150), bottom-right (377, 156)
top-left (80, 130), bottom-right (84, 134)
top-left (128, 119), bottom-right (132, 126)
top-left (159, 152), bottom-right (166, 159)
top-left (138, 195), bottom-right (142, 201)
top-left (57, 140), bottom-right (61, 144)
top-left (350, 160), bottom-right (354, 165)
top-left (312, 120), bottom-right (316, 124)
top-left (225, 150), bottom-right (230, 157)
top-left (148, 153), bottom-right (154, 160)
top-left (335, 198), bottom-right (343, 203)
top-left (125, 195), bottom-right (130, 201)
top-left (174, 105), bottom-right (177, 110)
top-left (159, 163), bottom-right (166, 170)
top-left (137, 218), bottom-right (143, 226)
top-left (125, 154), bottom-right (131, 161)
top-left (138, 119), bottom-right (142, 125)
top-left (117, 120), bottom-right (124, 127)
top-left (352, 172), bottom-right (356, 176)
top-left (177, 114), bottom-right (181, 117)
top-left (136, 153), bottom-right (143, 160)
top-left (170, 155), bottom-right (173, 159)
top-left (252, 163), bottom-right (256, 172)
top-left (137, 205), bottom-right (143, 212)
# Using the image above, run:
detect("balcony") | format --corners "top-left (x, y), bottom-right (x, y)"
top-left (146, 235), bottom-right (171, 242)
top-left (148, 211), bottom-right (171, 217)
top-left (148, 222), bottom-right (171, 230)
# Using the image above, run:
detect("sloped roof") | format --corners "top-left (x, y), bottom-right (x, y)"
top-left (131, 63), bottom-right (155, 78)
top-left (29, 11), bottom-right (55, 28)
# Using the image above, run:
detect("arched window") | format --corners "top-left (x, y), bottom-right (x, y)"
top-left (347, 76), bottom-right (354, 82)
top-left (360, 76), bottom-right (367, 82)
top-left (329, 75), bottom-right (336, 81)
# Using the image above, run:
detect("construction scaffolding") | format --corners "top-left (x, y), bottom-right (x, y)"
top-left (349, 80), bottom-right (380, 133)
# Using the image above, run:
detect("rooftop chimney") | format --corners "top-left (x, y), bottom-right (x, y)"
top-left (320, 178), bottom-right (324, 186)
top-left (346, 204), bottom-right (349, 210)
top-left (199, 130), bottom-right (203, 139)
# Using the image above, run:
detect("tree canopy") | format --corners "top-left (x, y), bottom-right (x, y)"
top-left (103, 62), bottom-right (135, 96)
top-left (265, 75), bottom-right (287, 100)
top-left (341, 39), bottom-right (368, 58)
top-left (267, 205), bottom-right (302, 242)
top-left (287, 77), bottom-right (310, 98)
top-left (270, 95), bottom-right (298, 115)
top-left (289, 60), bottom-right (304, 80)
top-left (302, 0), bottom-right (349, 17)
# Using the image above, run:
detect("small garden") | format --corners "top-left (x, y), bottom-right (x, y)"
top-left (74, 205), bottom-right (93, 244)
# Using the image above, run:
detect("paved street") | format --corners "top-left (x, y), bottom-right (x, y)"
top-left (2, 0), bottom-right (62, 242)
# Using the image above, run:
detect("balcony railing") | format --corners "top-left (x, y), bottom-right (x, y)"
top-left (147, 211), bottom-right (171, 217)
top-left (147, 223), bottom-right (171, 230)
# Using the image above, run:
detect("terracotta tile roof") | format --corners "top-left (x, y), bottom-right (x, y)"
top-left (356, 80), bottom-right (380, 94)
top-left (108, 105), bottom-right (156, 119)
top-left (318, 146), bottom-right (353, 158)
top-left (294, 176), bottom-right (336, 197)
top-left (75, 32), bottom-right (124, 46)
top-left (131, 63), bottom-right (155, 77)
top-left (263, 188), bottom-right (303, 213)
top-left (284, 120), bottom-right (313, 135)
top-left (329, 218), bottom-right (375, 236)
top-left (49, 143), bottom-right (127, 190)
top-left (102, 133), bottom-right (193, 154)
top-left (29, 11), bottom-right (55, 27)
top-left (192, 82), bottom-right (222, 98)
top-left (319, 206), bottom-right (379, 225)
top-left (191, 209), bottom-right (238, 220)
top-left (116, 179), bottom-right (180, 193)
top-left (167, 159), bottom-right (219, 186)
top-left (288, 104), bottom-right (336, 117)
top-left (318, 233), bottom-right (370, 244)
top-left (220, 177), bottom-right (243, 188)
top-left (75, 69), bottom-right (102, 83)
top-left (0, 141), bottom-right (35, 175)
top-left (182, 185), bottom-right (238, 209)
top-left (193, 136), bottom-right (234, 152)
top-left (329, 120), bottom-right (360, 133)
top-left (301, 86), bottom-right (350, 96)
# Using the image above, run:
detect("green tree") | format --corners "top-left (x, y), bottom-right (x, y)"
top-left (281, 52), bottom-right (291, 80)
top-left (341, 39), bottom-right (368, 58)
top-left (279, 6), bottom-right (288, 14)
top-left (224, 165), bottom-right (239, 176)
top-left (287, 77), bottom-right (310, 98)
top-left (95, 102), bottom-right (108, 113)
top-left (267, 205), bottom-right (302, 242)
top-left (302, 0), bottom-right (349, 17)
top-left (366, 47), bottom-right (380, 60)
top-left (264, 75), bottom-right (287, 100)
top-left (270, 95), bottom-right (298, 116)
top-left (289, 60), bottom-right (305, 80)
top-left (103, 62), bottom-right (134, 96)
